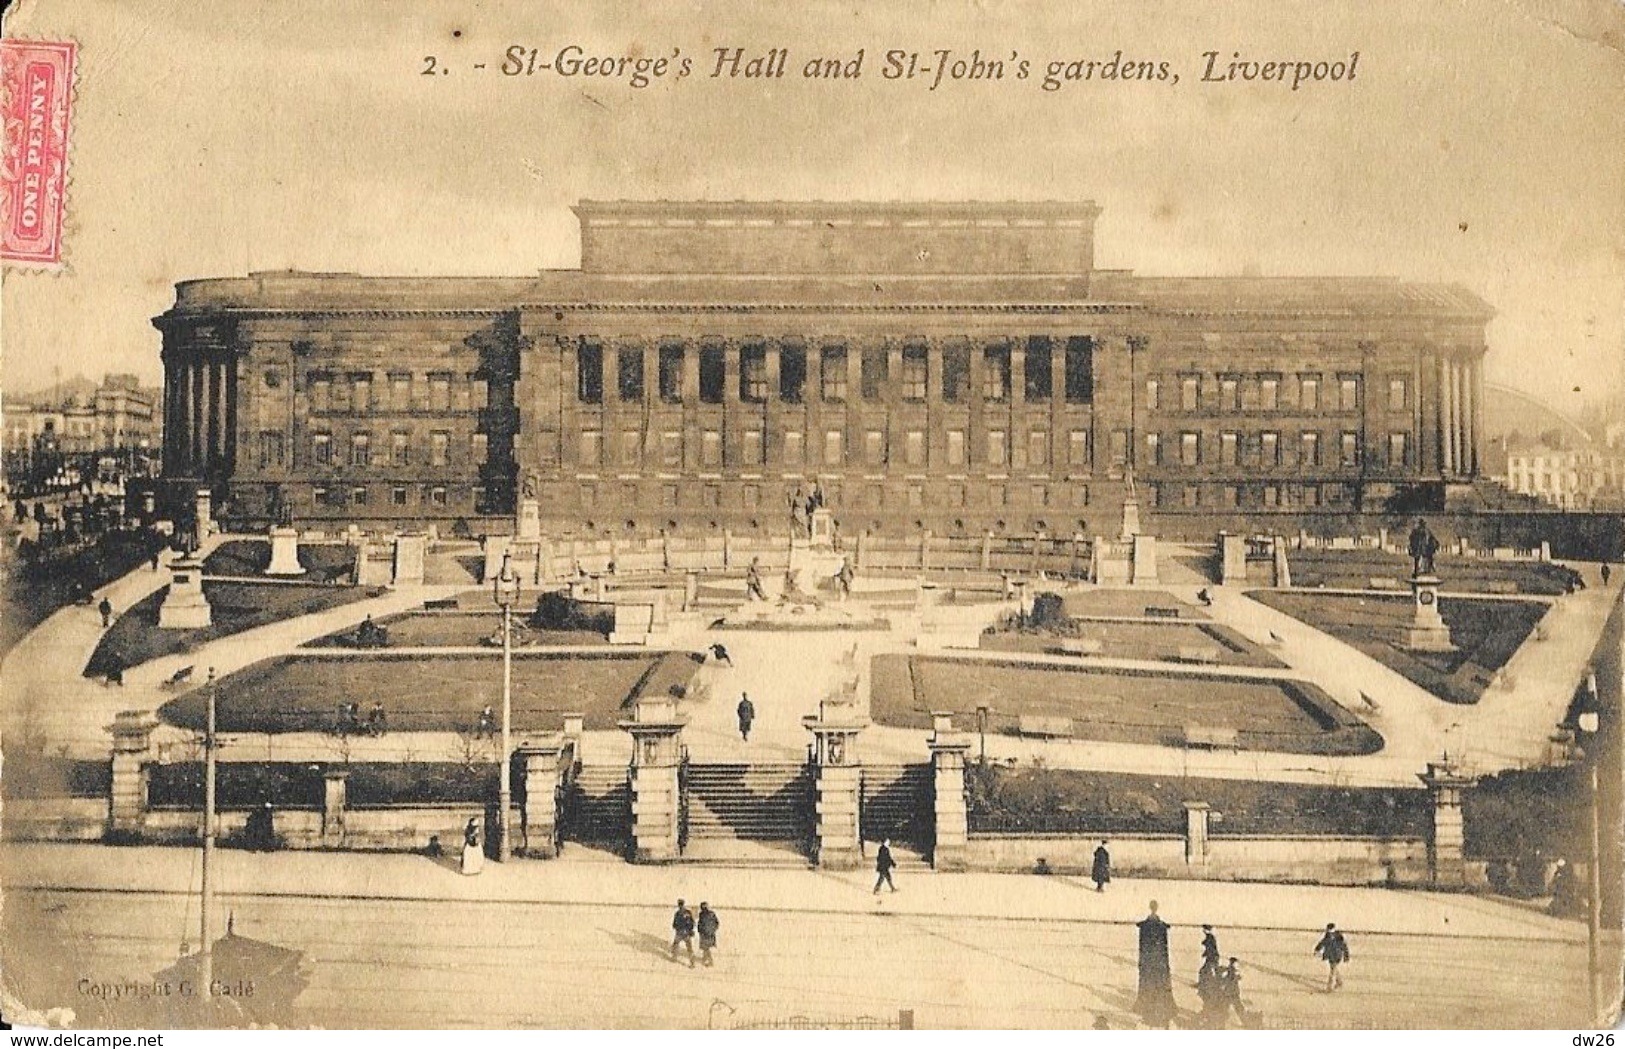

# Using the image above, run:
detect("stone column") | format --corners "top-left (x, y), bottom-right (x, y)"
top-left (1470, 358), bottom-right (1484, 476)
top-left (1010, 338), bottom-right (1026, 409)
top-left (1439, 357), bottom-right (1454, 475)
top-left (189, 361), bottom-right (205, 471)
top-left (681, 341), bottom-right (700, 475)
top-left (1419, 761), bottom-right (1474, 887)
top-left (214, 358), bottom-right (231, 466)
top-left (322, 769), bottom-right (349, 847)
top-left (928, 712), bottom-right (971, 871)
top-left (108, 711), bottom-right (158, 837)
top-left (1183, 801), bottom-right (1211, 868)
top-left (620, 698), bottom-right (687, 863)
top-left (517, 736), bottom-right (571, 858)
top-left (803, 699), bottom-right (867, 869)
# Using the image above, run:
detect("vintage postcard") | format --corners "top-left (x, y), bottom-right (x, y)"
top-left (1, 0), bottom-right (1621, 1034)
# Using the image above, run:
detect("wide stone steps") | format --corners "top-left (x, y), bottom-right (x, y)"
top-left (684, 763), bottom-right (812, 841)
top-left (861, 764), bottom-right (933, 846)
top-left (566, 765), bottom-right (629, 842)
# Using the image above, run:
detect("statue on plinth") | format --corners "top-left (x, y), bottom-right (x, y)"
top-left (1408, 518), bottom-right (1440, 577)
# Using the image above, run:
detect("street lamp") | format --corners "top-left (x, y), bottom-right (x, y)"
top-left (492, 550), bottom-right (522, 861)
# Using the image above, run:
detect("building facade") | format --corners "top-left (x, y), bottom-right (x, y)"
top-left (1505, 445), bottom-right (1625, 511)
top-left (156, 200), bottom-right (1493, 537)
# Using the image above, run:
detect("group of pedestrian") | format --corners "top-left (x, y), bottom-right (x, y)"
top-left (336, 699), bottom-right (388, 736)
top-left (1194, 925), bottom-right (1246, 1028)
top-left (670, 899), bottom-right (722, 968)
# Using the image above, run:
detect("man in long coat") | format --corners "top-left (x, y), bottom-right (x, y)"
top-left (1136, 900), bottom-right (1177, 1026)
top-left (1092, 840), bottom-right (1112, 892)
top-left (696, 902), bottom-right (720, 967)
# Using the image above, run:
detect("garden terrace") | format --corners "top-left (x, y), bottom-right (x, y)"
top-left (1059, 589), bottom-right (1209, 620)
top-left (966, 763), bottom-right (1430, 836)
top-left (1285, 548), bottom-right (1580, 595)
top-left (305, 609), bottom-right (609, 649)
top-left (202, 539), bottom-right (357, 582)
top-left (979, 618), bottom-right (1284, 669)
top-left (157, 650), bottom-right (701, 734)
top-left (84, 581), bottom-right (387, 678)
top-left (869, 654), bottom-right (1380, 755)
top-left (146, 761), bottom-right (506, 809)
top-left (1250, 591), bottom-right (1549, 704)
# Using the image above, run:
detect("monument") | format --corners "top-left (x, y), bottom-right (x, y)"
top-left (518, 473), bottom-right (541, 540)
top-left (266, 490), bottom-right (304, 576)
top-left (1119, 466), bottom-right (1142, 540)
top-left (158, 556), bottom-right (212, 629)
top-left (1403, 520), bottom-right (1454, 652)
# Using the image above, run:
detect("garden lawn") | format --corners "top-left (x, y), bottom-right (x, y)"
top-left (203, 539), bottom-right (356, 582)
top-left (869, 654), bottom-right (1379, 755)
top-left (1250, 591), bottom-right (1550, 704)
top-left (305, 610), bottom-right (607, 649)
top-left (157, 650), bottom-right (701, 734)
top-left (980, 619), bottom-right (1284, 668)
top-left (83, 582), bottom-right (387, 678)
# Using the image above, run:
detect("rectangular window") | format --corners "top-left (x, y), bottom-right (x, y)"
top-left (1339, 374), bottom-right (1361, 412)
top-left (1068, 429), bottom-right (1090, 466)
top-left (1388, 377), bottom-right (1408, 411)
top-left (864, 430), bottom-right (885, 466)
top-left (309, 374), bottom-right (331, 413)
top-left (703, 485), bottom-right (721, 508)
top-left (901, 346), bottom-right (927, 401)
top-left (660, 431), bottom-right (682, 467)
top-left (1222, 484), bottom-right (1240, 508)
top-left (1181, 375), bottom-right (1200, 412)
top-left (1032, 484), bottom-right (1050, 508)
top-left (1073, 483), bottom-right (1091, 507)
top-left (577, 430), bottom-right (600, 466)
top-left (698, 345), bottom-right (725, 403)
top-left (1220, 431), bottom-right (1240, 466)
top-left (1025, 337), bottom-right (1053, 400)
top-left (429, 373), bottom-right (452, 412)
top-left (577, 344), bottom-right (603, 403)
top-left (617, 348), bottom-right (644, 402)
top-left (942, 344), bottom-right (970, 403)
top-left (701, 430), bottom-right (722, 467)
top-left (867, 484), bottom-right (884, 509)
top-left (860, 346), bottom-right (887, 401)
top-left (783, 430), bottom-right (804, 464)
top-left (430, 486), bottom-right (448, 507)
top-left (908, 485), bottom-right (925, 509)
top-left (1182, 484), bottom-right (1200, 509)
top-left (740, 345), bottom-right (767, 403)
top-left (1218, 376), bottom-right (1240, 413)
top-left (1146, 432), bottom-right (1162, 466)
top-left (1299, 431), bottom-right (1320, 467)
top-left (1145, 379), bottom-right (1161, 411)
top-left (470, 377), bottom-right (489, 410)
top-left (1302, 484), bottom-right (1321, 508)
top-left (1262, 484), bottom-right (1280, 508)
top-left (471, 432), bottom-right (488, 463)
top-left (351, 374), bottom-right (371, 413)
top-left (1340, 431), bottom-right (1360, 467)
top-left (257, 431), bottom-right (284, 469)
top-left (1388, 431), bottom-right (1409, 466)
top-left (658, 345), bottom-right (684, 403)
top-left (1180, 431), bottom-right (1200, 466)
top-left (988, 429), bottom-right (1008, 467)
top-left (312, 485), bottom-right (328, 507)
top-left (950, 483), bottom-right (966, 508)
top-left (389, 431), bottom-right (409, 466)
top-left (947, 429), bottom-right (966, 467)
top-left (352, 486), bottom-right (368, 507)
top-left (1064, 337), bottom-right (1093, 402)
top-left (983, 346), bottom-right (1010, 402)
top-left (1261, 431), bottom-right (1281, 466)
top-left (779, 345), bottom-right (807, 403)
top-left (744, 484), bottom-right (760, 509)
top-left (312, 432), bottom-right (332, 466)
top-left (1029, 431), bottom-right (1049, 467)
top-left (742, 429), bottom-right (763, 465)
top-left (1110, 430), bottom-right (1129, 466)
top-left (389, 372), bottom-right (411, 411)
top-left (905, 430), bottom-right (926, 467)
top-left (620, 430), bottom-right (641, 467)
top-left (430, 431), bottom-right (449, 467)
top-left (1299, 375), bottom-right (1320, 411)
top-left (330, 375), bottom-right (352, 413)
top-left (391, 486), bottom-right (407, 507)
top-left (823, 429), bottom-right (844, 465)
top-left (1260, 374), bottom-right (1280, 411)
top-left (821, 347), bottom-right (848, 402)
top-left (989, 484), bottom-right (1007, 508)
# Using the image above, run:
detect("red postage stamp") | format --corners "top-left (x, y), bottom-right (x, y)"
top-left (1, 39), bottom-right (76, 267)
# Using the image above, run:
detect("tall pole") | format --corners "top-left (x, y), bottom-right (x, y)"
top-left (200, 668), bottom-right (217, 999)
top-left (1589, 761), bottom-right (1602, 1024)
top-left (500, 595), bottom-right (513, 861)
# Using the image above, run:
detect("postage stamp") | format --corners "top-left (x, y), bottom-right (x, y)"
top-left (0, 39), bottom-right (76, 267)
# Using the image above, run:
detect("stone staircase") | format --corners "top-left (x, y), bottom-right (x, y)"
top-left (860, 764), bottom-right (933, 850)
top-left (564, 764), bottom-right (630, 845)
top-left (684, 762), bottom-right (812, 843)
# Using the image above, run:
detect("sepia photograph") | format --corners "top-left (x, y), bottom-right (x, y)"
top-left (1, 0), bottom-right (1622, 1034)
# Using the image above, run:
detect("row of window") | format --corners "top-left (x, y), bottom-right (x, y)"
top-left (1145, 373), bottom-right (1410, 414)
top-left (560, 479), bottom-right (1094, 512)
top-left (573, 426), bottom-right (1092, 470)
top-left (576, 338), bottom-right (1096, 407)
top-left (1144, 481), bottom-right (1359, 510)
top-left (309, 484), bottom-right (465, 509)
top-left (302, 371), bottom-right (489, 414)
top-left (284, 430), bottom-right (489, 469)
top-left (1137, 429), bottom-right (1404, 468)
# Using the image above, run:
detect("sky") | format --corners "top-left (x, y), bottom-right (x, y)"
top-left (3, 0), bottom-right (1622, 415)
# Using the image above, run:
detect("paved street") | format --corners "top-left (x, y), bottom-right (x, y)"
top-left (2, 843), bottom-right (1606, 1030)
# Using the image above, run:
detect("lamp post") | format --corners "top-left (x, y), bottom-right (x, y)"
top-left (492, 551), bottom-right (522, 861)
top-left (1576, 667), bottom-right (1602, 1024)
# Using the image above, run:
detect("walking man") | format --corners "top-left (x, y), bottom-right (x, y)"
top-left (367, 700), bottom-right (387, 736)
top-left (98, 596), bottom-right (113, 628)
top-left (1313, 922), bottom-right (1350, 991)
top-left (671, 899), bottom-right (696, 967)
top-left (1603, 562), bottom-right (1612, 586)
top-left (696, 902), bottom-right (720, 967)
top-left (745, 557), bottom-right (767, 601)
top-left (1092, 840), bottom-right (1112, 892)
top-left (736, 694), bottom-right (755, 742)
top-left (1219, 958), bottom-right (1248, 1025)
top-left (708, 642), bottom-right (734, 667)
top-left (873, 838), bottom-right (898, 894)
top-left (1135, 900), bottom-right (1177, 1027)
top-left (1200, 924), bottom-right (1220, 974)
top-left (476, 705), bottom-right (496, 739)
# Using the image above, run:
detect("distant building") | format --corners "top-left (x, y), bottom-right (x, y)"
top-left (1505, 444), bottom-right (1625, 511)
top-left (4, 375), bottom-right (160, 458)
top-left (156, 199), bottom-right (1495, 535)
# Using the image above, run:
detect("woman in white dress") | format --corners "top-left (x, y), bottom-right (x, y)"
top-left (460, 817), bottom-right (484, 875)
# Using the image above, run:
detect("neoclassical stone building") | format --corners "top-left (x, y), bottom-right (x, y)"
top-left (156, 200), bottom-right (1492, 537)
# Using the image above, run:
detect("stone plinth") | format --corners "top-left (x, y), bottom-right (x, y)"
top-left (482, 535), bottom-right (512, 583)
top-left (392, 533), bottom-right (427, 586)
top-left (108, 711), bottom-right (158, 835)
top-left (804, 699), bottom-right (868, 870)
top-left (1118, 492), bottom-right (1141, 540)
top-left (1131, 534), bottom-right (1159, 585)
top-left (1219, 532), bottom-right (1246, 586)
top-left (609, 602), bottom-right (655, 645)
top-left (928, 721), bottom-right (972, 872)
top-left (1403, 574), bottom-right (1455, 652)
top-left (266, 527), bottom-right (303, 576)
top-left (517, 736), bottom-right (573, 858)
top-left (1184, 801), bottom-right (1211, 868)
top-left (620, 698), bottom-right (687, 863)
top-left (518, 498), bottom-right (541, 541)
top-left (809, 508), bottom-right (835, 548)
top-left (158, 557), bottom-right (212, 629)
top-left (1420, 761), bottom-right (1474, 887)
top-left (322, 770), bottom-right (350, 847)
top-left (194, 487), bottom-right (213, 539)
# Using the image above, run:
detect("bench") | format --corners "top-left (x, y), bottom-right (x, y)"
top-left (1145, 606), bottom-right (1182, 620)
top-left (1176, 644), bottom-right (1223, 665)
top-left (1183, 724), bottom-right (1240, 750)
top-left (1369, 577), bottom-right (1406, 591)
top-left (1018, 714), bottom-right (1074, 738)
top-left (1055, 637), bottom-right (1104, 656)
